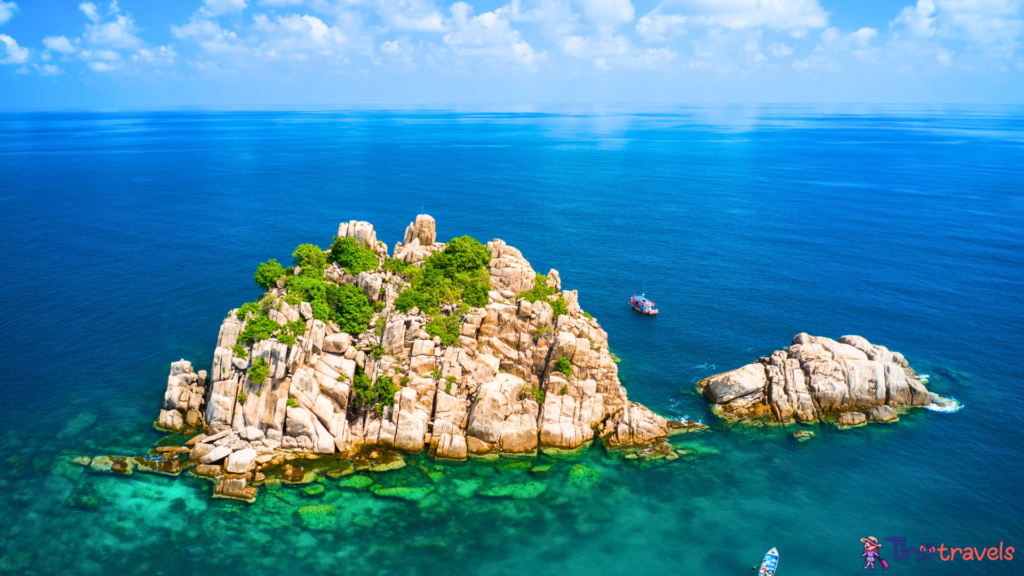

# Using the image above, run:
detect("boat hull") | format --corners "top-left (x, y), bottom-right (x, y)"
top-left (630, 301), bottom-right (658, 315)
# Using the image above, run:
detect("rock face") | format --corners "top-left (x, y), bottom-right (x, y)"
top-left (154, 215), bottom-right (698, 476)
top-left (699, 334), bottom-right (933, 424)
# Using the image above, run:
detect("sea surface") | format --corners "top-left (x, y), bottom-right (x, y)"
top-left (0, 106), bottom-right (1022, 575)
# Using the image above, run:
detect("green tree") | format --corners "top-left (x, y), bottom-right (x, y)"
top-left (329, 237), bottom-right (379, 274)
top-left (238, 316), bottom-right (280, 345)
top-left (249, 358), bottom-right (270, 384)
top-left (292, 243), bottom-right (327, 274)
top-left (325, 284), bottom-right (374, 335)
top-left (254, 259), bottom-right (285, 290)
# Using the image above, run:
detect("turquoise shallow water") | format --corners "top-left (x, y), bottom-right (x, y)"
top-left (0, 107), bottom-right (1022, 574)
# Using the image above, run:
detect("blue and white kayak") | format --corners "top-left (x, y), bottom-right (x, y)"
top-left (758, 548), bottom-right (779, 576)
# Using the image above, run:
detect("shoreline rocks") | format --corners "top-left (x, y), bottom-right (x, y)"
top-left (699, 333), bottom-right (933, 426)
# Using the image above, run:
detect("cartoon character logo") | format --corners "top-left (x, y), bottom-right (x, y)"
top-left (860, 536), bottom-right (889, 570)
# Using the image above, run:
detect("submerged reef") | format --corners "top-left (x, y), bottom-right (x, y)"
top-left (698, 333), bottom-right (940, 425)
top-left (144, 215), bottom-right (703, 501)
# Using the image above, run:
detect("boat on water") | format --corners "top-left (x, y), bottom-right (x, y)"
top-left (758, 547), bottom-right (779, 575)
top-left (629, 292), bottom-right (658, 315)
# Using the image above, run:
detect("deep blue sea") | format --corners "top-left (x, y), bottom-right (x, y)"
top-left (0, 107), bottom-right (1022, 575)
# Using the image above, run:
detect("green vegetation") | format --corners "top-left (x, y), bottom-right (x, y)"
top-left (277, 333), bottom-right (296, 347)
top-left (394, 236), bottom-right (491, 313)
top-left (329, 237), bottom-right (379, 274)
top-left (287, 397), bottom-right (299, 408)
top-left (292, 244), bottom-right (328, 275)
top-left (400, 377), bottom-right (410, 386)
top-left (582, 311), bottom-right (593, 320)
top-left (238, 316), bottom-right (280, 345)
top-left (369, 344), bottom-right (384, 360)
top-left (555, 356), bottom-right (573, 377)
top-left (336, 373), bottom-right (349, 382)
top-left (520, 384), bottom-right (545, 405)
top-left (284, 319), bottom-right (306, 337)
top-left (237, 391), bottom-right (247, 405)
top-left (383, 257), bottom-right (416, 276)
top-left (551, 296), bottom-right (569, 318)
top-left (534, 326), bottom-right (553, 339)
top-left (445, 375), bottom-right (456, 395)
top-left (249, 358), bottom-right (270, 384)
top-left (254, 259), bottom-right (286, 290)
top-left (430, 368), bottom-right (443, 381)
top-left (517, 273), bottom-right (558, 303)
top-left (236, 301), bottom-right (260, 320)
top-left (231, 343), bottom-right (248, 359)
top-left (559, 386), bottom-right (567, 396)
top-left (350, 368), bottom-right (400, 416)
top-left (325, 284), bottom-right (374, 335)
top-left (425, 309), bottom-right (465, 345)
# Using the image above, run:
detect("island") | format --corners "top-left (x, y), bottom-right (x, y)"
top-left (140, 215), bottom-right (703, 501)
top-left (698, 333), bottom-right (940, 426)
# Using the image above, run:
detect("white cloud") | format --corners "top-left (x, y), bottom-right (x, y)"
top-left (201, 0), bottom-right (249, 17)
top-left (37, 63), bottom-right (64, 75)
top-left (892, 0), bottom-right (1023, 53)
top-left (260, 0), bottom-right (305, 5)
top-left (44, 35), bottom-right (77, 54)
top-left (575, 0), bottom-right (635, 29)
top-left (637, 0), bottom-right (828, 41)
top-left (793, 26), bottom-right (878, 70)
top-left (252, 13), bottom-right (350, 60)
top-left (172, 18), bottom-right (247, 54)
top-left (0, 33), bottom-right (28, 64)
top-left (133, 45), bottom-right (177, 65)
top-left (79, 2), bottom-right (101, 23)
top-left (768, 40), bottom-right (793, 56)
top-left (376, 0), bottom-right (448, 32)
top-left (504, 0), bottom-right (580, 36)
top-left (444, 2), bottom-right (546, 65)
top-left (562, 32), bottom-right (676, 68)
top-left (0, 1), bottom-right (16, 25)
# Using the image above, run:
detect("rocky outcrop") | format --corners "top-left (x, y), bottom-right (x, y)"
top-left (699, 334), bottom-right (934, 424)
top-left (148, 215), bottom-right (699, 500)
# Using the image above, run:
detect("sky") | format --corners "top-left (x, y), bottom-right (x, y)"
top-left (0, 0), bottom-right (1021, 107)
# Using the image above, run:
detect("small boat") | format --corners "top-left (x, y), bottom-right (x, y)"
top-left (629, 292), bottom-right (658, 315)
top-left (758, 547), bottom-right (779, 576)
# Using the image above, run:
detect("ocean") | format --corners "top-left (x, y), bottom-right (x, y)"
top-left (0, 106), bottom-right (1021, 575)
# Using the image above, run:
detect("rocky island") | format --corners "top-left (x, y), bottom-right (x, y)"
top-left (699, 333), bottom-right (938, 426)
top-left (142, 215), bottom-right (702, 501)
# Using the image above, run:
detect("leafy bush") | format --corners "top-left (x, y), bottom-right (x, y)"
top-left (445, 376), bottom-right (456, 395)
top-left (425, 312), bottom-right (462, 346)
top-left (520, 384), bottom-right (545, 405)
top-left (556, 356), bottom-right (573, 377)
top-left (369, 344), bottom-right (384, 359)
top-left (383, 257), bottom-right (415, 276)
top-left (284, 319), bottom-right (306, 337)
top-left (249, 358), bottom-right (270, 384)
top-left (238, 316), bottom-right (280, 345)
top-left (534, 326), bottom-right (553, 339)
top-left (552, 297), bottom-right (569, 319)
top-left (430, 368), bottom-right (443, 381)
top-left (518, 273), bottom-right (558, 303)
top-left (310, 299), bottom-right (331, 323)
top-left (292, 244), bottom-right (328, 274)
top-left (582, 311), bottom-right (593, 320)
top-left (393, 236), bottom-right (491, 313)
top-left (231, 343), bottom-right (248, 359)
top-left (285, 275), bottom-right (326, 303)
top-left (277, 333), bottom-right (296, 347)
top-left (235, 301), bottom-right (260, 320)
top-left (237, 392), bottom-right (247, 405)
top-left (329, 237), bottom-right (379, 274)
top-left (350, 368), bottom-right (400, 416)
top-left (337, 373), bottom-right (349, 382)
top-left (325, 284), bottom-right (374, 335)
top-left (286, 397), bottom-right (298, 408)
top-left (400, 377), bottom-right (410, 386)
top-left (254, 259), bottom-right (286, 290)
top-left (559, 386), bottom-right (567, 395)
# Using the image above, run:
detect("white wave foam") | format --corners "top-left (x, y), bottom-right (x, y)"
top-left (925, 394), bottom-right (962, 413)
top-left (694, 363), bottom-right (717, 371)
top-left (918, 374), bottom-right (930, 384)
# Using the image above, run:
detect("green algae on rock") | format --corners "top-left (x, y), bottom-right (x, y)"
top-left (339, 475), bottom-right (374, 490)
top-left (370, 486), bottom-right (436, 501)
top-left (297, 504), bottom-right (336, 531)
top-left (478, 482), bottom-right (547, 500)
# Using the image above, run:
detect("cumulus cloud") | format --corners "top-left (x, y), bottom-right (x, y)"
top-left (575, 0), bottom-right (635, 29)
top-left (172, 18), bottom-right (247, 55)
top-left (793, 25), bottom-right (878, 70)
top-left (80, 2), bottom-right (144, 49)
top-left (637, 0), bottom-right (829, 41)
top-left (892, 0), bottom-right (1023, 56)
top-left (37, 63), bottom-right (64, 75)
top-left (562, 32), bottom-right (676, 68)
top-left (0, 33), bottom-right (28, 64)
top-left (0, 1), bottom-right (16, 25)
top-left (44, 35), bottom-right (77, 54)
top-left (201, 0), bottom-right (249, 17)
top-left (444, 2), bottom-right (546, 65)
top-left (376, 0), bottom-right (448, 32)
top-left (252, 13), bottom-right (351, 60)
